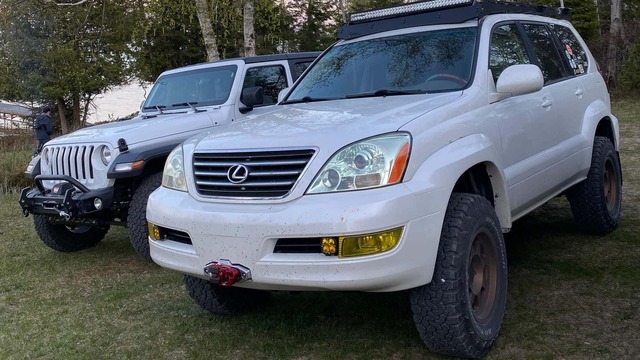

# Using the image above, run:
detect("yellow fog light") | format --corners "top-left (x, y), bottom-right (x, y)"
top-left (339, 227), bottom-right (404, 258)
top-left (321, 238), bottom-right (337, 255)
top-left (148, 223), bottom-right (161, 241)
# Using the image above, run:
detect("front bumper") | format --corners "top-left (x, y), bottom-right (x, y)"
top-left (148, 183), bottom-right (452, 292)
top-left (19, 175), bottom-right (114, 222)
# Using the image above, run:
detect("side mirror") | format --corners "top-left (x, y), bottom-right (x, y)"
top-left (277, 87), bottom-right (290, 103)
top-left (239, 86), bottom-right (264, 114)
top-left (496, 64), bottom-right (543, 97)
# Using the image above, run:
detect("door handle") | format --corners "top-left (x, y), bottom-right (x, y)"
top-left (541, 99), bottom-right (553, 108)
top-left (575, 88), bottom-right (584, 97)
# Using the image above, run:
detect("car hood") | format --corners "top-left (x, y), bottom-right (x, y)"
top-left (45, 108), bottom-right (221, 147)
top-left (190, 92), bottom-right (462, 153)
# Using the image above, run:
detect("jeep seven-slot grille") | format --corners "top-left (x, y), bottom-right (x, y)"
top-left (193, 149), bottom-right (315, 198)
top-left (46, 145), bottom-right (95, 182)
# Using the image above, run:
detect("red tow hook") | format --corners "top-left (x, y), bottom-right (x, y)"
top-left (203, 260), bottom-right (251, 287)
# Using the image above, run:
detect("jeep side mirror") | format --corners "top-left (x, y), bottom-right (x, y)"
top-left (496, 64), bottom-right (544, 97)
top-left (277, 87), bottom-right (290, 103)
top-left (239, 86), bottom-right (264, 114)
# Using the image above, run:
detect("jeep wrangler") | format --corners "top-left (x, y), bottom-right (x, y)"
top-left (19, 52), bottom-right (319, 260)
top-left (146, 1), bottom-right (621, 357)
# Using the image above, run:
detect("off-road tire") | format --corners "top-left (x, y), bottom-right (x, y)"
top-left (567, 136), bottom-right (622, 234)
top-left (183, 274), bottom-right (270, 315)
top-left (410, 193), bottom-right (507, 359)
top-left (127, 172), bottom-right (162, 261)
top-left (33, 214), bottom-right (109, 252)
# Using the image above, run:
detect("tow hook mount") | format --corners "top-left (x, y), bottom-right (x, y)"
top-left (203, 259), bottom-right (251, 287)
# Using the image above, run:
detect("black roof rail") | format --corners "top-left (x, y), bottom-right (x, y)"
top-left (337, 0), bottom-right (571, 40)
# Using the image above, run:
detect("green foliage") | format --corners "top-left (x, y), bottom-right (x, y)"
top-left (288, 0), bottom-right (338, 52)
top-left (132, 0), bottom-right (206, 82)
top-left (348, 0), bottom-right (404, 13)
top-left (619, 42), bottom-right (640, 90)
top-left (0, 1), bottom-right (141, 129)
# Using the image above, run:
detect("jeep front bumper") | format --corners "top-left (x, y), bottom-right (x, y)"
top-left (19, 175), bottom-right (114, 221)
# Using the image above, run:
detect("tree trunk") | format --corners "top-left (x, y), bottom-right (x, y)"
top-left (57, 98), bottom-right (70, 135)
top-left (606, 0), bottom-right (624, 86)
top-left (338, 0), bottom-right (347, 24)
top-left (194, 0), bottom-right (220, 61)
top-left (72, 92), bottom-right (81, 130)
top-left (81, 94), bottom-right (92, 126)
top-left (243, 0), bottom-right (256, 57)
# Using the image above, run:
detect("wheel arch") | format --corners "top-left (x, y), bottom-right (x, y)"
top-left (407, 133), bottom-right (512, 230)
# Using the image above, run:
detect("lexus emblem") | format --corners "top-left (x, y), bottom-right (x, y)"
top-left (227, 164), bottom-right (249, 184)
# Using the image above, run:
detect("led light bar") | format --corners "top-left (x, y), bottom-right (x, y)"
top-left (349, 0), bottom-right (474, 22)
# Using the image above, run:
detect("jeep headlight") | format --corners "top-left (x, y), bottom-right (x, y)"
top-left (307, 133), bottom-right (411, 194)
top-left (162, 146), bottom-right (188, 192)
top-left (99, 145), bottom-right (112, 165)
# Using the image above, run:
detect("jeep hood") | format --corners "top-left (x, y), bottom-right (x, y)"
top-left (191, 92), bottom-right (461, 152)
top-left (45, 109), bottom-right (221, 147)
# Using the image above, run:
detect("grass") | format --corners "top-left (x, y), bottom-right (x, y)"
top-left (1, 99), bottom-right (639, 359)
top-left (0, 129), bottom-right (34, 193)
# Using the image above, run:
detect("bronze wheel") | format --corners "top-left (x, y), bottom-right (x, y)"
top-left (410, 193), bottom-right (507, 358)
top-left (603, 158), bottom-right (618, 214)
top-left (468, 231), bottom-right (498, 324)
top-left (567, 136), bottom-right (622, 234)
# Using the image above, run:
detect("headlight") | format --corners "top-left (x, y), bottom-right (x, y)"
top-left (162, 146), bottom-right (188, 192)
top-left (100, 146), bottom-right (112, 165)
top-left (307, 133), bottom-right (411, 194)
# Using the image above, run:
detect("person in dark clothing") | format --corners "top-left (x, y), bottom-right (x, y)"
top-left (33, 106), bottom-right (53, 156)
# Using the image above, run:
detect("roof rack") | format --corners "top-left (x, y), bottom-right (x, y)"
top-left (337, 0), bottom-right (571, 40)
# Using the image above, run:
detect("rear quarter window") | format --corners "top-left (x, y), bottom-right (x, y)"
top-left (549, 24), bottom-right (589, 75)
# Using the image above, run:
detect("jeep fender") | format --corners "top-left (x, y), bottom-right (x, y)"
top-left (405, 133), bottom-right (511, 230)
top-left (107, 141), bottom-right (180, 179)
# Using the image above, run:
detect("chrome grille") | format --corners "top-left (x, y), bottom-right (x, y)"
top-left (46, 145), bottom-right (95, 183)
top-left (193, 149), bottom-right (315, 198)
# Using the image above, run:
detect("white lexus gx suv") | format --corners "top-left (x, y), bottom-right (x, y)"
top-left (146, 1), bottom-right (622, 357)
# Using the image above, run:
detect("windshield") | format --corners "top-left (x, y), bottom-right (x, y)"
top-left (286, 27), bottom-right (477, 102)
top-left (142, 65), bottom-right (237, 112)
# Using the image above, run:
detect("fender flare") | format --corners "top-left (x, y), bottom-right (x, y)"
top-left (405, 133), bottom-right (511, 229)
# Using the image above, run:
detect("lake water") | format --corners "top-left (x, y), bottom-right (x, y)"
top-left (88, 82), bottom-right (150, 123)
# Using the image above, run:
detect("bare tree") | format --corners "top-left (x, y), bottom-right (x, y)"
top-left (243, 0), bottom-right (256, 57)
top-left (194, 0), bottom-right (220, 61)
top-left (606, 0), bottom-right (625, 86)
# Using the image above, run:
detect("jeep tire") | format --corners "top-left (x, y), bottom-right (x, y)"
top-left (127, 172), bottom-right (162, 261)
top-left (410, 193), bottom-right (507, 359)
top-left (34, 215), bottom-right (109, 252)
top-left (567, 136), bottom-right (622, 234)
top-left (183, 274), bottom-right (270, 315)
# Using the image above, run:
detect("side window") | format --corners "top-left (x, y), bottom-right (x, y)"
top-left (243, 65), bottom-right (288, 106)
top-left (291, 61), bottom-right (314, 80)
top-left (549, 24), bottom-right (589, 75)
top-left (489, 23), bottom-right (531, 84)
top-left (522, 23), bottom-right (567, 83)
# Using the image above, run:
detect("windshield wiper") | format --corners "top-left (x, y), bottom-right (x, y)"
top-left (172, 101), bottom-right (205, 112)
top-left (346, 89), bottom-right (425, 99)
top-left (142, 105), bottom-right (166, 114)
top-left (282, 96), bottom-right (334, 105)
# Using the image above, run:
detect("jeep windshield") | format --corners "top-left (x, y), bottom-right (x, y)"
top-left (142, 65), bottom-right (237, 113)
top-left (285, 27), bottom-right (477, 103)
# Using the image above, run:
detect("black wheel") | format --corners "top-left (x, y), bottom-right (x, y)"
top-left (183, 274), bottom-right (270, 315)
top-left (33, 214), bottom-right (109, 252)
top-left (410, 193), bottom-right (507, 359)
top-left (127, 172), bottom-right (162, 261)
top-left (567, 136), bottom-right (622, 234)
